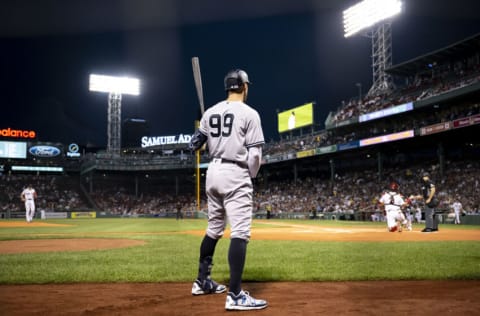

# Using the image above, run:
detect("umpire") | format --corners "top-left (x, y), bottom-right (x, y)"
top-left (420, 172), bottom-right (439, 233)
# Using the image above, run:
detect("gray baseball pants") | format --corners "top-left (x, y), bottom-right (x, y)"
top-left (425, 206), bottom-right (439, 230)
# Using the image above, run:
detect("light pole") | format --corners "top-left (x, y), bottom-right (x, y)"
top-left (343, 0), bottom-right (403, 96)
top-left (89, 74), bottom-right (140, 156)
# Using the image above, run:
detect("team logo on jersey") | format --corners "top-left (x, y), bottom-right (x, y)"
top-left (29, 145), bottom-right (61, 157)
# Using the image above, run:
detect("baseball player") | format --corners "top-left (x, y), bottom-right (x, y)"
top-left (189, 69), bottom-right (267, 311)
top-left (378, 181), bottom-right (410, 232)
top-left (20, 184), bottom-right (37, 223)
top-left (451, 197), bottom-right (463, 224)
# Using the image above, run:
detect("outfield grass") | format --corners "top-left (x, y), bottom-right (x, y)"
top-left (0, 218), bottom-right (479, 284)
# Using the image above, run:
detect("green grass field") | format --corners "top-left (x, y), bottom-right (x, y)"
top-left (0, 218), bottom-right (479, 284)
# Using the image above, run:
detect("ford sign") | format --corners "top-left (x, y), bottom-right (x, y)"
top-left (29, 145), bottom-right (61, 157)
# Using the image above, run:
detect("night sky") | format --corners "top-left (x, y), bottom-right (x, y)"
top-left (1, 0), bottom-right (480, 147)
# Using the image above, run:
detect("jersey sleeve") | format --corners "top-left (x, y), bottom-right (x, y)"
top-left (247, 146), bottom-right (262, 178)
top-left (395, 195), bottom-right (405, 205)
top-left (378, 194), bottom-right (386, 204)
top-left (245, 111), bottom-right (264, 148)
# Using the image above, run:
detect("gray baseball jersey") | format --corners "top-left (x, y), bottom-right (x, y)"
top-left (199, 100), bottom-right (264, 163)
top-left (199, 100), bottom-right (264, 241)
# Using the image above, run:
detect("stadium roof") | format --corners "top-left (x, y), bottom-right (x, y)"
top-left (386, 32), bottom-right (480, 77)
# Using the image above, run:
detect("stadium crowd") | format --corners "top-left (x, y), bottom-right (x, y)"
top-left (1, 160), bottom-right (478, 220)
top-left (263, 101), bottom-right (479, 158)
top-left (2, 39), bottom-right (479, 220)
top-left (0, 173), bottom-right (86, 213)
top-left (258, 160), bottom-right (479, 218)
top-left (328, 58), bottom-right (480, 125)
top-left (90, 189), bottom-right (198, 216)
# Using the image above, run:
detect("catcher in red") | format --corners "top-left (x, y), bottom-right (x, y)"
top-left (378, 181), bottom-right (412, 232)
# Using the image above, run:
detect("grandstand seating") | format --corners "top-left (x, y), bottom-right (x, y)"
top-left (0, 173), bottom-right (89, 214)
top-left (1, 33), bottom-right (479, 220)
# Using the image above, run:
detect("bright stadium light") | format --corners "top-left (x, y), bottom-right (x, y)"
top-left (89, 74), bottom-right (141, 155)
top-left (342, 0), bottom-right (403, 96)
top-left (343, 0), bottom-right (402, 38)
top-left (89, 74), bottom-right (140, 95)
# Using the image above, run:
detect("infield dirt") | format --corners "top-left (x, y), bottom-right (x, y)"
top-left (1, 280), bottom-right (479, 316)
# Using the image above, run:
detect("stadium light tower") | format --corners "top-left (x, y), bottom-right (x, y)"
top-left (343, 0), bottom-right (403, 96)
top-left (89, 74), bottom-right (140, 155)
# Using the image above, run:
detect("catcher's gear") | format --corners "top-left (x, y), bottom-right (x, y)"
top-left (224, 69), bottom-right (250, 91)
top-left (389, 181), bottom-right (399, 191)
top-left (189, 129), bottom-right (207, 152)
top-left (388, 226), bottom-right (398, 232)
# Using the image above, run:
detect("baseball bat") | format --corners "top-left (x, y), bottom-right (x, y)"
top-left (191, 57), bottom-right (205, 210)
top-left (191, 57), bottom-right (205, 116)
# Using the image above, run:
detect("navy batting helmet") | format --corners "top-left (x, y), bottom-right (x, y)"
top-left (224, 69), bottom-right (251, 91)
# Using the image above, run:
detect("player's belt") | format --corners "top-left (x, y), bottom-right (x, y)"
top-left (220, 158), bottom-right (237, 164)
top-left (212, 158), bottom-right (247, 168)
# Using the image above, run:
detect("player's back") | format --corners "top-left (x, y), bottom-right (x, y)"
top-left (200, 100), bottom-right (263, 164)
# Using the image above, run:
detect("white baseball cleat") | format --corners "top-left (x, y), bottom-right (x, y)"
top-left (225, 290), bottom-right (267, 311)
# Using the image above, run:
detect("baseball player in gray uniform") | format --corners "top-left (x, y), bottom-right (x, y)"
top-left (189, 69), bottom-right (267, 311)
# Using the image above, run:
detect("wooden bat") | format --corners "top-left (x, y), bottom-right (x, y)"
top-left (191, 57), bottom-right (205, 211)
top-left (191, 57), bottom-right (205, 116)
